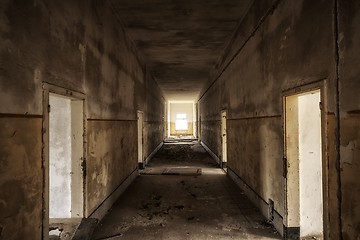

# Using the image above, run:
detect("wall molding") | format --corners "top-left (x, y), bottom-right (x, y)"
top-left (227, 167), bottom-right (284, 237)
top-left (200, 141), bottom-right (221, 165)
top-left (0, 113), bottom-right (42, 118)
top-left (141, 141), bottom-right (164, 168)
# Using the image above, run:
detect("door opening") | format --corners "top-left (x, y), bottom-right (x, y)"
top-left (43, 84), bottom-right (85, 240)
top-left (284, 89), bottom-right (323, 239)
top-left (137, 111), bottom-right (144, 169)
top-left (168, 101), bottom-right (195, 138)
top-left (221, 110), bottom-right (227, 168)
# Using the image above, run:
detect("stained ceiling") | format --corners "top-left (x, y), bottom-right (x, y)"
top-left (110, 0), bottom-right (252, 101)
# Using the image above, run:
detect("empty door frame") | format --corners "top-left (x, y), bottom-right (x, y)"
top-left (282, 80), bottom-right (329, 239)
top-left (221, 110), bottom-right (227, 167)
top-left (42, 83), bottom-right (87, 240)
top-left (167, 101), bottom-right (196, 137)
top-left (197, 104), bottom-right (201, 140)
top-left (137, 111), bottom-right (144, 167)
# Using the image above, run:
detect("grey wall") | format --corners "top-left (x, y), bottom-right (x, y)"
top-left (198, 0), bottom-right (360, 239)
top-left (0, 0), bottom-right (165, 239)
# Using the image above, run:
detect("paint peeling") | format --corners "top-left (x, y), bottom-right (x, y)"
top-left (340, 141), bottom-right (357, 165)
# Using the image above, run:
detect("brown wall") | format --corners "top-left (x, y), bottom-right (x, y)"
top-left (199, 0), bottom-right (360, 239)
top-left (0, 0), bottom-right (164, 239)
top-left (338, 1), bottom-right (360, 239)
top-left (0, 118), bottom-right (43, 239)
top-left (143, 72), bottom-right (165, 159)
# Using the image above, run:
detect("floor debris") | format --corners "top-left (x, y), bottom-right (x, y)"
top-left (91, 141), bottom-right (281, 240)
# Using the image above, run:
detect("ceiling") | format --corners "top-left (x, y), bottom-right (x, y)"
top-left (110, 0), bottom-right (252, 101)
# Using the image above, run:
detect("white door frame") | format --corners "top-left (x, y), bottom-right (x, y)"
top-left (137, 111), bottom-right (144, 168)
top-left (282, 80), bottom-right (329, 239)
top-left (221, 110), bottom-right (227, 167)
top-left (42, 83), bottom-right (87, 240)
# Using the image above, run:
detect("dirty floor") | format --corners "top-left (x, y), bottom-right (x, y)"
top-left (91, 141), bottom-right (281, 240)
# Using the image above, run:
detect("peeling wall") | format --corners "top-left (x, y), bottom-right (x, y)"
top-left (338, 1), bottom-right (360, 239)
top-left (86, 121), bottom-right (137, 215)
top-left (198, 0), bottom-right (356, 238)
top-left (0, 118), bottom-right (43, 239)
top-left (199, 79), bottom-right (221, 157)
top-left (143, 72), bottom-right (165, 160)
top-left (0, 0), bottom-right (164, 239)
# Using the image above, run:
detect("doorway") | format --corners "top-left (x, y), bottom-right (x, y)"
top-left (284, 89), bottom-right (324, 239)
top-left (137, 111), bottom-right (144, 168)
top-left (43, 84), bottom-right (85, 239)
top-left (168, 101), bottom-right (195, 138)
top-left (221, 110), bottom-right (227, 168)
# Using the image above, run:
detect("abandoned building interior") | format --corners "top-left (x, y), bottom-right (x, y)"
top-left (0, 0), bottom-right (359, 239)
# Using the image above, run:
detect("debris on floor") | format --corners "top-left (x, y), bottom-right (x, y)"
top-left (140, 167), bottom-right (201, 176)
top-left (49, 227), bottom-right (62, 240)
top-left (91, 141), bottom-right (281, 240)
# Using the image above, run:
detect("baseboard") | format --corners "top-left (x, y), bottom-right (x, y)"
top-left (200, 141), bottom-right (221, 165)
top-left (144, 141), bottom-right (164, 166)
top-left (88, 168), bottom-right (138, 221)
top-left (283, 226), bottom-right (300, 239)
top-left (227, 167), bottom-right (284, 237)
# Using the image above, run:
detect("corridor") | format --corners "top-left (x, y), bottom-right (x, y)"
top-left (91, 141), bottom-right (281, 240)
top-left (1, 1), bottom-right (360, 239)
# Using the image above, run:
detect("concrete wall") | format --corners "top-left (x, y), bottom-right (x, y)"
top-left (338, 1), bottom-right (360, 239)
top-left (198, 80), bottom-right (221, 157)
top-left (143, 72), bottom-right (165, 160)
top-left (0, 118), bottom-right (43, 239)
top-left (0, 0), bottom-right (164, 239)
top-left (198, 0), bottom-right (360, 239)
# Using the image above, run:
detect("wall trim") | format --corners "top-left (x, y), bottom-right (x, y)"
top-left (227, 115), bottom-right (281, 121)
top-left (198, 0), bottom-right (281, 102)
top-left (88, 168), bottom-right (138, 221)
top-left (87, 118), bottom-right (136, 122)
top-left (200, 141), bottom-right (221, 165)
top-left (143, 141), bottom-right (164, 167)
top-left (0, 113), bottom-right (43, 118)
top-left (283, 227), bottom-right (300, 239)
top-left (227, 167), bottom-right (284, 237)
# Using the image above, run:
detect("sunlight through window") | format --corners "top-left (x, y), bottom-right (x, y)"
top-left (175, 113), bottom-right (188, 130)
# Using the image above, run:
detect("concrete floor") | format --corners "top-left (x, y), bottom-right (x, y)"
top-left (49, 219), bottom-right (81, 240)
top-left (91, 141), bottom-right (281, 240)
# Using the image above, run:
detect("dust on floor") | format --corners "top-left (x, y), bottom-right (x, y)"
top-left (91, 141), bottom-right (281, 240)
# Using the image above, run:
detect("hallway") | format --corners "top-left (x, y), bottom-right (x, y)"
top-left (1, 1), bottom-right (360, 239)
top-left (91, 141), bottom-right (281, 240)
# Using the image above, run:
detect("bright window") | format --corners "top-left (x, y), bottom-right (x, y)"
top-left (175, 113), bottom-right (188, 130)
